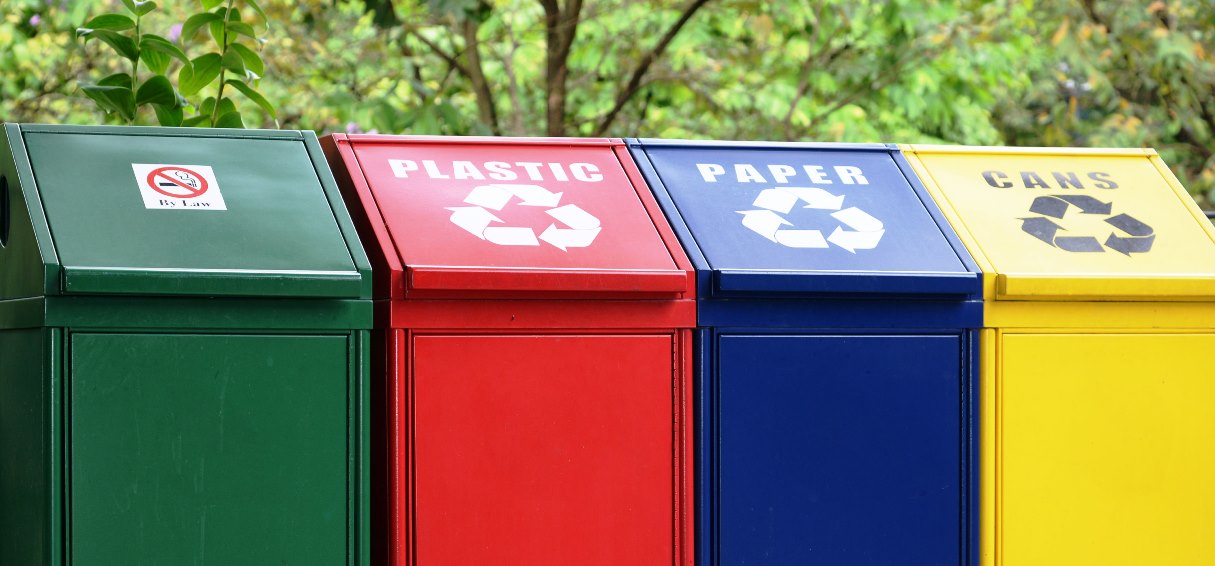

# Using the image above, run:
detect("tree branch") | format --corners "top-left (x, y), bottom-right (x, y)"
top-left (541, 0), bottom-right (584, 136)
top-left (591, 0), bottom-right (712, 136)
top-left (461, 18), bottom-right (501, 134)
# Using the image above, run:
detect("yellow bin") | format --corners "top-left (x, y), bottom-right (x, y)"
top-left (901, 145), bottom-right (1215, 566)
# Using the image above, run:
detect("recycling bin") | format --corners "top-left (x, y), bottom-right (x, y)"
top-left (0, 124), bottom-right (372, 565)
top-left (628, 139), bottom-right (983, 565)
top-left (322, 134), bottom-right (696, 566)
top-left (901, 145), bottom-right (1215, 566)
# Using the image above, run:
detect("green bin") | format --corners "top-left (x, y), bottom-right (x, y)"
top-left (0, 124), bottom-right (371, 565)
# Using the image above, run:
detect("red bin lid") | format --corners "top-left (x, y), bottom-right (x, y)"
top-left (326, 135), bottom-right (691, 299)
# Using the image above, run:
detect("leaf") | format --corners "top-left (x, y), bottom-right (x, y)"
top-left (97, 72), bottom-right (133, 89)
top-left (133, 1), bottom-right (157, 16)
top-left (154, 103), bottom-right (184, 126)
top-left (229, 43), bottom-right (264, 77)
top-left (221, 49), bottom-right (247, 74)
top-left (181, 12), bottom-right (223, 41)
top-left (201, 0), bottom-right (225, 10)
top-left (226, 22), bottom-right (257, 40)
top-left (81, 84), bottom-right (136, 121)
top-left (141, 48), bottom-right (171, 74)
top-left (140, 34), bottom-right (190, 65)
top-left (182, 115), bottom-right (211, 127)
top-left (77, 29), bottom-right (139, 61)
top-left (178, 53), bottom-right (222, 96)
top-left (135, 75), bottom-right (177, 107)
top-left (82, 14), bottom-right (135, 31)
top-left (214, 111), bottom-right (246, 129)
top-left (208, 19), bottom-right (227, 49)
top-left (225, 79), bottom-right (275, 119)
top-left (216, 97), bottom-right (238, 117)
top-left (199, 96), bottom-right (217, 117)
top-left (120, 0), bottom-right (157, 16)
top-left (244, 0), bottom-right (269, 28)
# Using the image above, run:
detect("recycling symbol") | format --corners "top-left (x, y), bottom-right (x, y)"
top-left (446, 183), bottom-right (601, 251)
top-left (1020, 195), bottom-right (1154, 255)
top-left (736, 187), bottom-right (885, 252)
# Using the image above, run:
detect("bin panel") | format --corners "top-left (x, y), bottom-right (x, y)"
top-left (0, 328), bottom-right (50, 564)
top-left (904, 147), bottom-right (1215, 300)
top-left (1000, 333), bottom-right (1215, 565)
top-left (23, 130), bottom-right (362, 297)
top-left (70, 333), bottom-right (350, 565)
top-left (717, 334), bottom-right (962, 564)
top-left (412, 334), bottom-right (675, 565)
top-left (632, 141), bottom-right (974, 296)
top-left (342, 136), bottom-right (684, 295)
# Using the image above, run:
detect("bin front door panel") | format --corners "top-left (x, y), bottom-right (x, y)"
top-left (70, 333), bottom-right (350, 565)
top-left (716, 334), bottom-right (963, 565)
top-left (411, 334), bottom-right (676, 566)
top-left (1000, 333), bottom-right (1215, 566)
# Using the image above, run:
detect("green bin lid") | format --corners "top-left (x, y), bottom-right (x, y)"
top-left (1, 124), bottom-right (368, 298)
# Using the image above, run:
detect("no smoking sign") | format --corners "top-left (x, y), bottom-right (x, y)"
top-left (131, 163), bottom-right (227, 210)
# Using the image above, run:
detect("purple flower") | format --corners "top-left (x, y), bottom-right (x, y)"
top-left (345, 122), bottom-right (361, 134)
top-left (29, 14), bottom-right (42, 26)
top-left (167, 23), bottom-right (183, 43)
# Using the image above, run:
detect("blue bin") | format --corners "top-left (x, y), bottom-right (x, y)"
top-left (628, 139), bottom-right (982, 566)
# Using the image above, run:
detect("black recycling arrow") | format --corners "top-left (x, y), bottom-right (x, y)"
top-left (1105, 213), bottom-right (1153, 236)
top-left (1055, 236), bottom-right (1104, 252)
top-left (1056, 195), bottom-right (1113, 215)
top-left (1105, 233), bottom-right (1155, 255)
top-left (1029, 195), bottom-right (1113, 219)
top-left (1020, 217), bottom-right (1062, 246)
top-left (1103, 212), bottom-right (1155, 255)
top-left (1020, 196), bottom-right (1154, 255)
top-left (1029, 196), bottom-right (1069, 219)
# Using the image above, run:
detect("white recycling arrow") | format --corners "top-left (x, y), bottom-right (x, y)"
top-left (751, 187), bottom-right (844, 213)
top-left (737, 209), bottom-right (791, 242)
top-left (827, 207), bottom-right (885, 253)
top-left (540, 225), bottom-right (602, 250)
top-left (739, 187), bottom-right (884, 252)
top-left (463, 185), bottom-right (514, 210)
top-left (448, 184), bottom-right (599, 251)
top-left (784, 187), bottom-right (845, 210)
top-left (775, 229), bottom-right (829, 248)
top-left (546, 204), bottom-right (600, 230)
top-left (484, 226), bottom-right (540, 246)
top-left (446, 206), bottom-right (503, 239)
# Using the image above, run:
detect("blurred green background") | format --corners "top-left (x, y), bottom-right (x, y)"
top-left (4, 0), bottom-right (1212, 209)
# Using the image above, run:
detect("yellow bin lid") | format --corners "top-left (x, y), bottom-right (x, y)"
top-left (901, 145), bottom-right (1215, 301)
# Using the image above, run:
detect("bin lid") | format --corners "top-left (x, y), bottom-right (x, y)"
top-left (629, 140), bottom-right (979, 298)
top-left (10, 125), bottom-right (367, 298)
top-left (902, 145), bottom-right (1215, 301)
top-left (330, 135), bottom-right (690, 298)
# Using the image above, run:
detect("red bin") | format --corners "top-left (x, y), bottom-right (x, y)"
top-left (322, 135), bottom-right (695, 566)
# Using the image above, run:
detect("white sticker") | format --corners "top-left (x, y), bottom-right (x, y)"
top-left (131, 164), bottom-right (226, 210)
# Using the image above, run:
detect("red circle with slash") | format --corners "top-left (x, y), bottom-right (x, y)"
top-left (146, 166), bottom-right (209, 198)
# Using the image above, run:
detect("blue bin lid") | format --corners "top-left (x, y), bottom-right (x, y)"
top-left (629, 139), bottom-right (980, 298)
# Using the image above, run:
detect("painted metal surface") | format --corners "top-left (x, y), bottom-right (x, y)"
top-left (337, 135), bottom-right (684, 297)
top-left (0, 124), bottom-right (373, 566)
top-left (15, 124), bottom-right (369, 298)
top-left (718, 334), bottom-right (963, 565)
top-left (902, 145), bottom-right (1215, 301)
top-left (413, 334), bottom-right (675, 565)
top-left (70, 333), bottom-right (350, 564)
top-left (999, 333), bottom-right (1215, 566)
top-left (324, 134), bottom-right (695, 566)
top-left (629, 139), bottom-right (981, 566)
top-left (903, 145), bottom-right (1215, 566)
top-left (632, 140), bottom-right (975, 296)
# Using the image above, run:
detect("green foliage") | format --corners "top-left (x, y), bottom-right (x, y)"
top-left (75, 0), bottom-right (274, 128)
